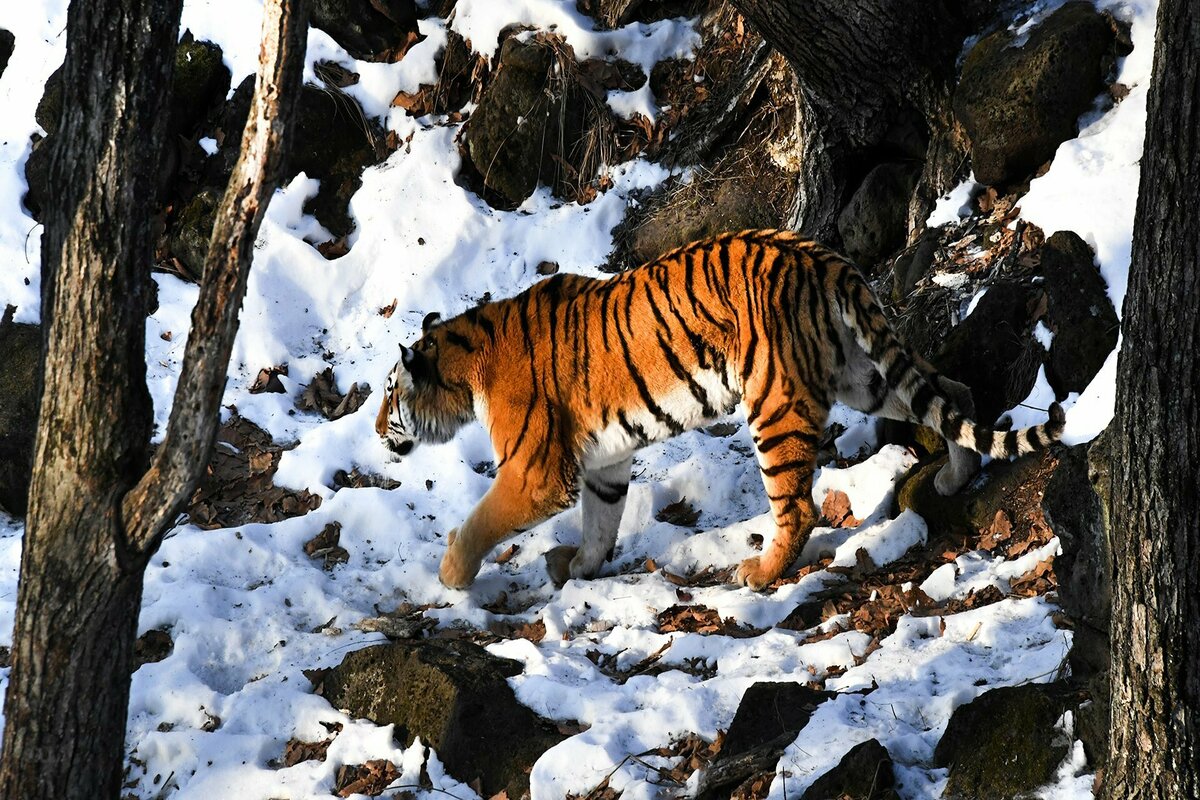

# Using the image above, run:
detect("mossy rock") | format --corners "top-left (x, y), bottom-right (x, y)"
top-left (955, 2), bottom-right (1116, 186)
top-left (23, 135), bottom-right (53, 220)
top-left (894, 450), bottom-right (1053, 537)
top-left (172, 37), bottom-right (230, 137)
top-left (169, 188), bottom-right (220, 281)
top-left (322, 639), bottom-right (563, 799)
top-left (0, 317), bottom-right (40, 516)
top-left (35, 65), bottom-right (63, 134)
top-left (935, 684), bottom-right (1071, 799)
top-left (461, 36), bottom-right (593, 208)
top-left (310, 0), bottom-right (421, 63)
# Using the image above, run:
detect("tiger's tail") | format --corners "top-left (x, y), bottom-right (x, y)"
top-left (837, 270), bottom-right (1065, 459)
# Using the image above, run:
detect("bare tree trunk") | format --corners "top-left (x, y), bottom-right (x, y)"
top-left (729, 0), bottom-right (982, 242)
top-left (0, 0), bottom-right (309, 795)
top-left (1103, 0), bottom-right (1200, 796)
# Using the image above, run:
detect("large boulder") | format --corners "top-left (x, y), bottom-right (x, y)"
top-left (0, 310), bottom-right (40, 516)
top-left (955, 3), bottom-right (1118, 186)
top-left (697, 682), bottom-right (832, 798)
top-left (801, 739), bottom-right (897, 800)
top-left (1041, 231), bottom-right (1119, 397)
top-left (838, 162), bottom-right (921, 269)
top-left (932, 282), bottom-right (1043, 425)
top-left (321, 639), bottom-right (563, 799)
top-left (310, 0), bottom-right (422, 63)
top-left (935, 684), bottom-right (1072, 799)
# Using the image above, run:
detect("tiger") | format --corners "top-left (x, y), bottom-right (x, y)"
top-left (375, 229), bottom-right (1064, 591)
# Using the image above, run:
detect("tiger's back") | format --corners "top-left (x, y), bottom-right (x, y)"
top-left (377, 230), bottom-right (1064, 590)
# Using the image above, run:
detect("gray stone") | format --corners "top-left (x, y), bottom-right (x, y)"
top-left (955, 3), bottom-right (1117, 186)
top-left (321, 638), bottom-right (563, 799)
top-left (838, 162), bottom-right (921, 268)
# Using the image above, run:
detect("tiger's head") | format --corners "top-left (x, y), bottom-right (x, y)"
top-left (375, 312), bottom-right (477, 459)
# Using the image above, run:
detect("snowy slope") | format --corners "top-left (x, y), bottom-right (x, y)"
top-left (0, 0), bottom-right (1156, 797)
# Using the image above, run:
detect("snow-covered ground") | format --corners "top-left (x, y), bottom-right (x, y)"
top-left (0, 0), bottom-right (1155, 797)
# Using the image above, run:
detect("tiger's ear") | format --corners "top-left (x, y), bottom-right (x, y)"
top-left (422, 312), bottom-right (443, 333)
top-left (401, 344), bottom-right (433, 383)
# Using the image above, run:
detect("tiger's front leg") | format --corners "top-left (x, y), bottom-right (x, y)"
top-left (439, 464), bottom-right (573, 589)
top-left (735, 400), bottom-right (824, 591)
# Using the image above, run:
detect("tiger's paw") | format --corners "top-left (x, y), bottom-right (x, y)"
top-left (438, 530), bottom-right (480, 589)
top-left (735, 556), bottom-right (776, 592)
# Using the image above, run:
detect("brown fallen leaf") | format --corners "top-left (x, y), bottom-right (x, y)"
top-left (821, 489), bottom-right (862, 528)
top-left (494, 544), bottom-right (520, 564)
top-left (250, 364), bottom-right (288, 394)
top-left (334, 759), bottom-right (400, 797)
top-left (656, 498), bottom-right (700, 527)
top-left (378, 298), bottom-right (397, 318)
top-left (280, 736), bottom-right (335, 768)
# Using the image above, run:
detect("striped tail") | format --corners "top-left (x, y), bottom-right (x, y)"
top-left (837, 270), bottom-right (1065, 460)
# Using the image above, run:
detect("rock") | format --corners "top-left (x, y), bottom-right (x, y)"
top-left (1042, 442), bottom-right (1110, 674)
top-left (895, 450), bottom-right (1054, 538)
top-left (321, 639), bottom-right (563, 799)
top-left (0, 29), bottom-right (14, 80)
top-left (0, 310), bottom-right (40, 516)
top-left (576, 0), bottom-right (708, 28)
top-left (955, 3), bottom-right (1117, 186)
top-left (289, 85), bottom-right (387, 236)
top-left (801, 739), bottom-right (897, 800)
top-left (932, 282), bottom-right (1043, 424)
top-left (697, 682), bottom-right (832, 799)
top-left (35, 65), bottom-right (63, 133)
top-left (171, 36), bottom-right (230, 138)
top-left (1040, 231), bottom-right (1119, 397)
top-left (23, 135), bottom-right (53, 220)
top-left (310, 0), bottom-right (422, 63)
top-left (891, 226), bottom-right (941, 303)
top-left (935, 684), bottom-right (1071, 799)
top-left (838, 162), bottom-right (921, 269)
top-left (611, 54), bottom-right (799, 268)
top-left (1043, 436), bottom-right (1113, 768)
top-left (168, 188), bottom-right (220, 281)
top-left (460, 36), bottom-right (609, 208)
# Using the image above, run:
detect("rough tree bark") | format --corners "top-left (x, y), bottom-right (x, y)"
top-left (728, 0), bottom-right (988, 242)
top-left (0, 0), bottom-right (309, 796)
top-left (1103, 0), bottom-right (1200, 796)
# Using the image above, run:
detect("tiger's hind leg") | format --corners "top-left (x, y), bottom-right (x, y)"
top-left (546, 458), bottom-right (632, 587)
top-left (735, 394), bottom-right (826, 591)
top-left (836, 346), bottom-right (981, 497)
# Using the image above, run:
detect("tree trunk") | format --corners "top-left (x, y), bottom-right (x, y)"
top-left (729, 0), bottom-right (984, 242)
top-left (0, 0), bottom-right (309, 795)
top-left (1103, 0), bottom-right (1200, 796)
top-left (0, 0), bottom-right (183, 795)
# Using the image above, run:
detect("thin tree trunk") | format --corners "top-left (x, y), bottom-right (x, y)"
top-left (729, 0), bottom-right (980, 242)
top-left (1103, 0), bottom-right (1200, 796)
top-left (0, 0), bottom-right (309, 795)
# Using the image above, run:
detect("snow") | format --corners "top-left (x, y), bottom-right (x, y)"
top-left (0, 0), bottom-right (1158, 797)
